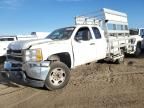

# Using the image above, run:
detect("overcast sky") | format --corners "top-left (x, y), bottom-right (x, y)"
top-left (0, 0), bottom-right (143, 35)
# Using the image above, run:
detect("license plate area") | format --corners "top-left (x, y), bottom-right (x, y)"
top-left (4, 62), bottom-right (12, 70)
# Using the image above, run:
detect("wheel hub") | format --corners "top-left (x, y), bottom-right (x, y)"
top-left (49, 68), bottom-right (66, 86)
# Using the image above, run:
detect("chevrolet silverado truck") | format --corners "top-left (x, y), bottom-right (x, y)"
top-left (3, 8), bottom-right (135, 90)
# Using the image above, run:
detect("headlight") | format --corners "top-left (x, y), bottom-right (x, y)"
top-left (24, 48), bottom-right (43, 62)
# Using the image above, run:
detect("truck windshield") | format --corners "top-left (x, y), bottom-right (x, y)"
top-left (129, 29), bottom-right (139, 35)
top-left (46, 27), bottom-right (75, 40)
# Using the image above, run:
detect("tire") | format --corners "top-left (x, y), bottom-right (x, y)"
top-left (134, 43), bottom-right (141, 57)
top-left (115, 49), bottom-right (124, 64)
top-left (44, 61), bottom-right (70, 90)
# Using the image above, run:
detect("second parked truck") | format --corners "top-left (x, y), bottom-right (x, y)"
top-left (3, 8), bottom-right (135, 90)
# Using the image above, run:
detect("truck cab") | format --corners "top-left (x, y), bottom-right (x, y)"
top-left (129, 28), bottom-right (144, 56)
top-left (71, 25), bottom-right (107, 66)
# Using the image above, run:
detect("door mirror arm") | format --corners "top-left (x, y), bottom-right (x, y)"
top-left (75, 36), bottom-right (82, 42)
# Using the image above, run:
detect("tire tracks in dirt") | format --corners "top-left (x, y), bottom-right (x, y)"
top-left (8, 90), bottom-right (42, 108)
top-left (0, 85), bottom-right (41, 108)
top-left (0, 86), bottom-right (26, 96)
top-left (9, 89), bottom-right (67, 108)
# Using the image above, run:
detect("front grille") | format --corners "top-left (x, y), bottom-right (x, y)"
top-left (11, 68), bottom-right (22, 71)
top-left (7, 49), bottom-right (23, 62)
top-left (6, 62), bottom-right (23, 71)
top-left (12, 63), bottom-right (22, 67)
top-left (7, 55), bottom-right (23, 62)
top-left (7, 49), bottom-right (22, 55)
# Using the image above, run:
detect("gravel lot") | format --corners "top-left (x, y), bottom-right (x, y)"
top-left (0, 55), bottom-right (144, 108)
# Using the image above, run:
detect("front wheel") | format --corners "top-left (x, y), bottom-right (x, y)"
top-left (44, 61), bottom-right (70, 90)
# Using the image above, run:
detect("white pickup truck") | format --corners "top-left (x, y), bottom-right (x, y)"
top-left (129, 28), bottom-right (144, 56)
top-left (3, 8), bottom-right (135, 90)
top-left (0, 32), bottom-right (49, 57)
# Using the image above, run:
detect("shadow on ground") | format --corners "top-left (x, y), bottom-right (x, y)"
top-left (0, 72), bottom-right (21, 88)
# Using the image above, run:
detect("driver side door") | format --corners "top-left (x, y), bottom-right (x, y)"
top-left (72, 27), bottom-right (97, 66)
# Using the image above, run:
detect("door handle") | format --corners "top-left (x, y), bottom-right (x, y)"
top-left (90, 43), bottom-right (95, 45)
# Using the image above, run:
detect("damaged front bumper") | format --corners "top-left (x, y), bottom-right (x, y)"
top-left (3, 61), bottom-right (50, 87)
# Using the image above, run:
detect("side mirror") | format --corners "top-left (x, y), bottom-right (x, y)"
top-left (105, 20), bottom-right (109, 23)
top-left (75, 36), bottom-right (82, 42)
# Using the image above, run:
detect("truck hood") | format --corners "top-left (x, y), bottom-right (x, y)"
top-left (8, 39), bottom-right (54, 50)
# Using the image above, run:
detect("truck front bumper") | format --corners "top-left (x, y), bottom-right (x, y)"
top-left (3, 61), bottom-right (50, 87)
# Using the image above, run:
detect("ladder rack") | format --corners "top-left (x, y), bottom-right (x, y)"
top-left (75, 16), bottom-right (101, 25)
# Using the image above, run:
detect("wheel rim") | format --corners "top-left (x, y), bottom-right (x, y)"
top-left (49, 67), bottom-right (66, 86)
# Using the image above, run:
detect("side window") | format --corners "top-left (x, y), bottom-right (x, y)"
top-left (75, 27), bottom-right (92, 41)
top-left (0, 38), bottom-right (14, 41)
top-left (141, 29), bottom-right (144, 37)
top-left (8, 38), bottom-right (14, 41)
top-left (92, 27), bottom-right (101, 39)
top-left (143, 29), bottom-right (144, 35)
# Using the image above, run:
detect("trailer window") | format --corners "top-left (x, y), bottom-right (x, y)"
top-left (124, 25), bottom-right (128, 30)
top-left (92, 27), bottom-right (101, 39)
top-left (121, 25), bottom-right (124, 30)
top-left (108, 24), bottom-right (128, 31)
top-left (107, 24), bottom-right (116, 30)
top-left (117, 25), bottom-right (122, 30)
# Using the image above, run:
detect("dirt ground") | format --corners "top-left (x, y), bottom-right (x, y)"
top-left (1, 55), bottom-right (144, 108)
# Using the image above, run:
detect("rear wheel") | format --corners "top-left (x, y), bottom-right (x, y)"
top-left (115, 49), bottom-right (124, 64)
top-left (44, 61), bottom-right (70, 90)
top-left (134, 43), bottom-right (141, 57)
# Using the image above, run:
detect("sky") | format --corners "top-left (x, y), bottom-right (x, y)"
top-left (0, 0), bottom-right (144, 35)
